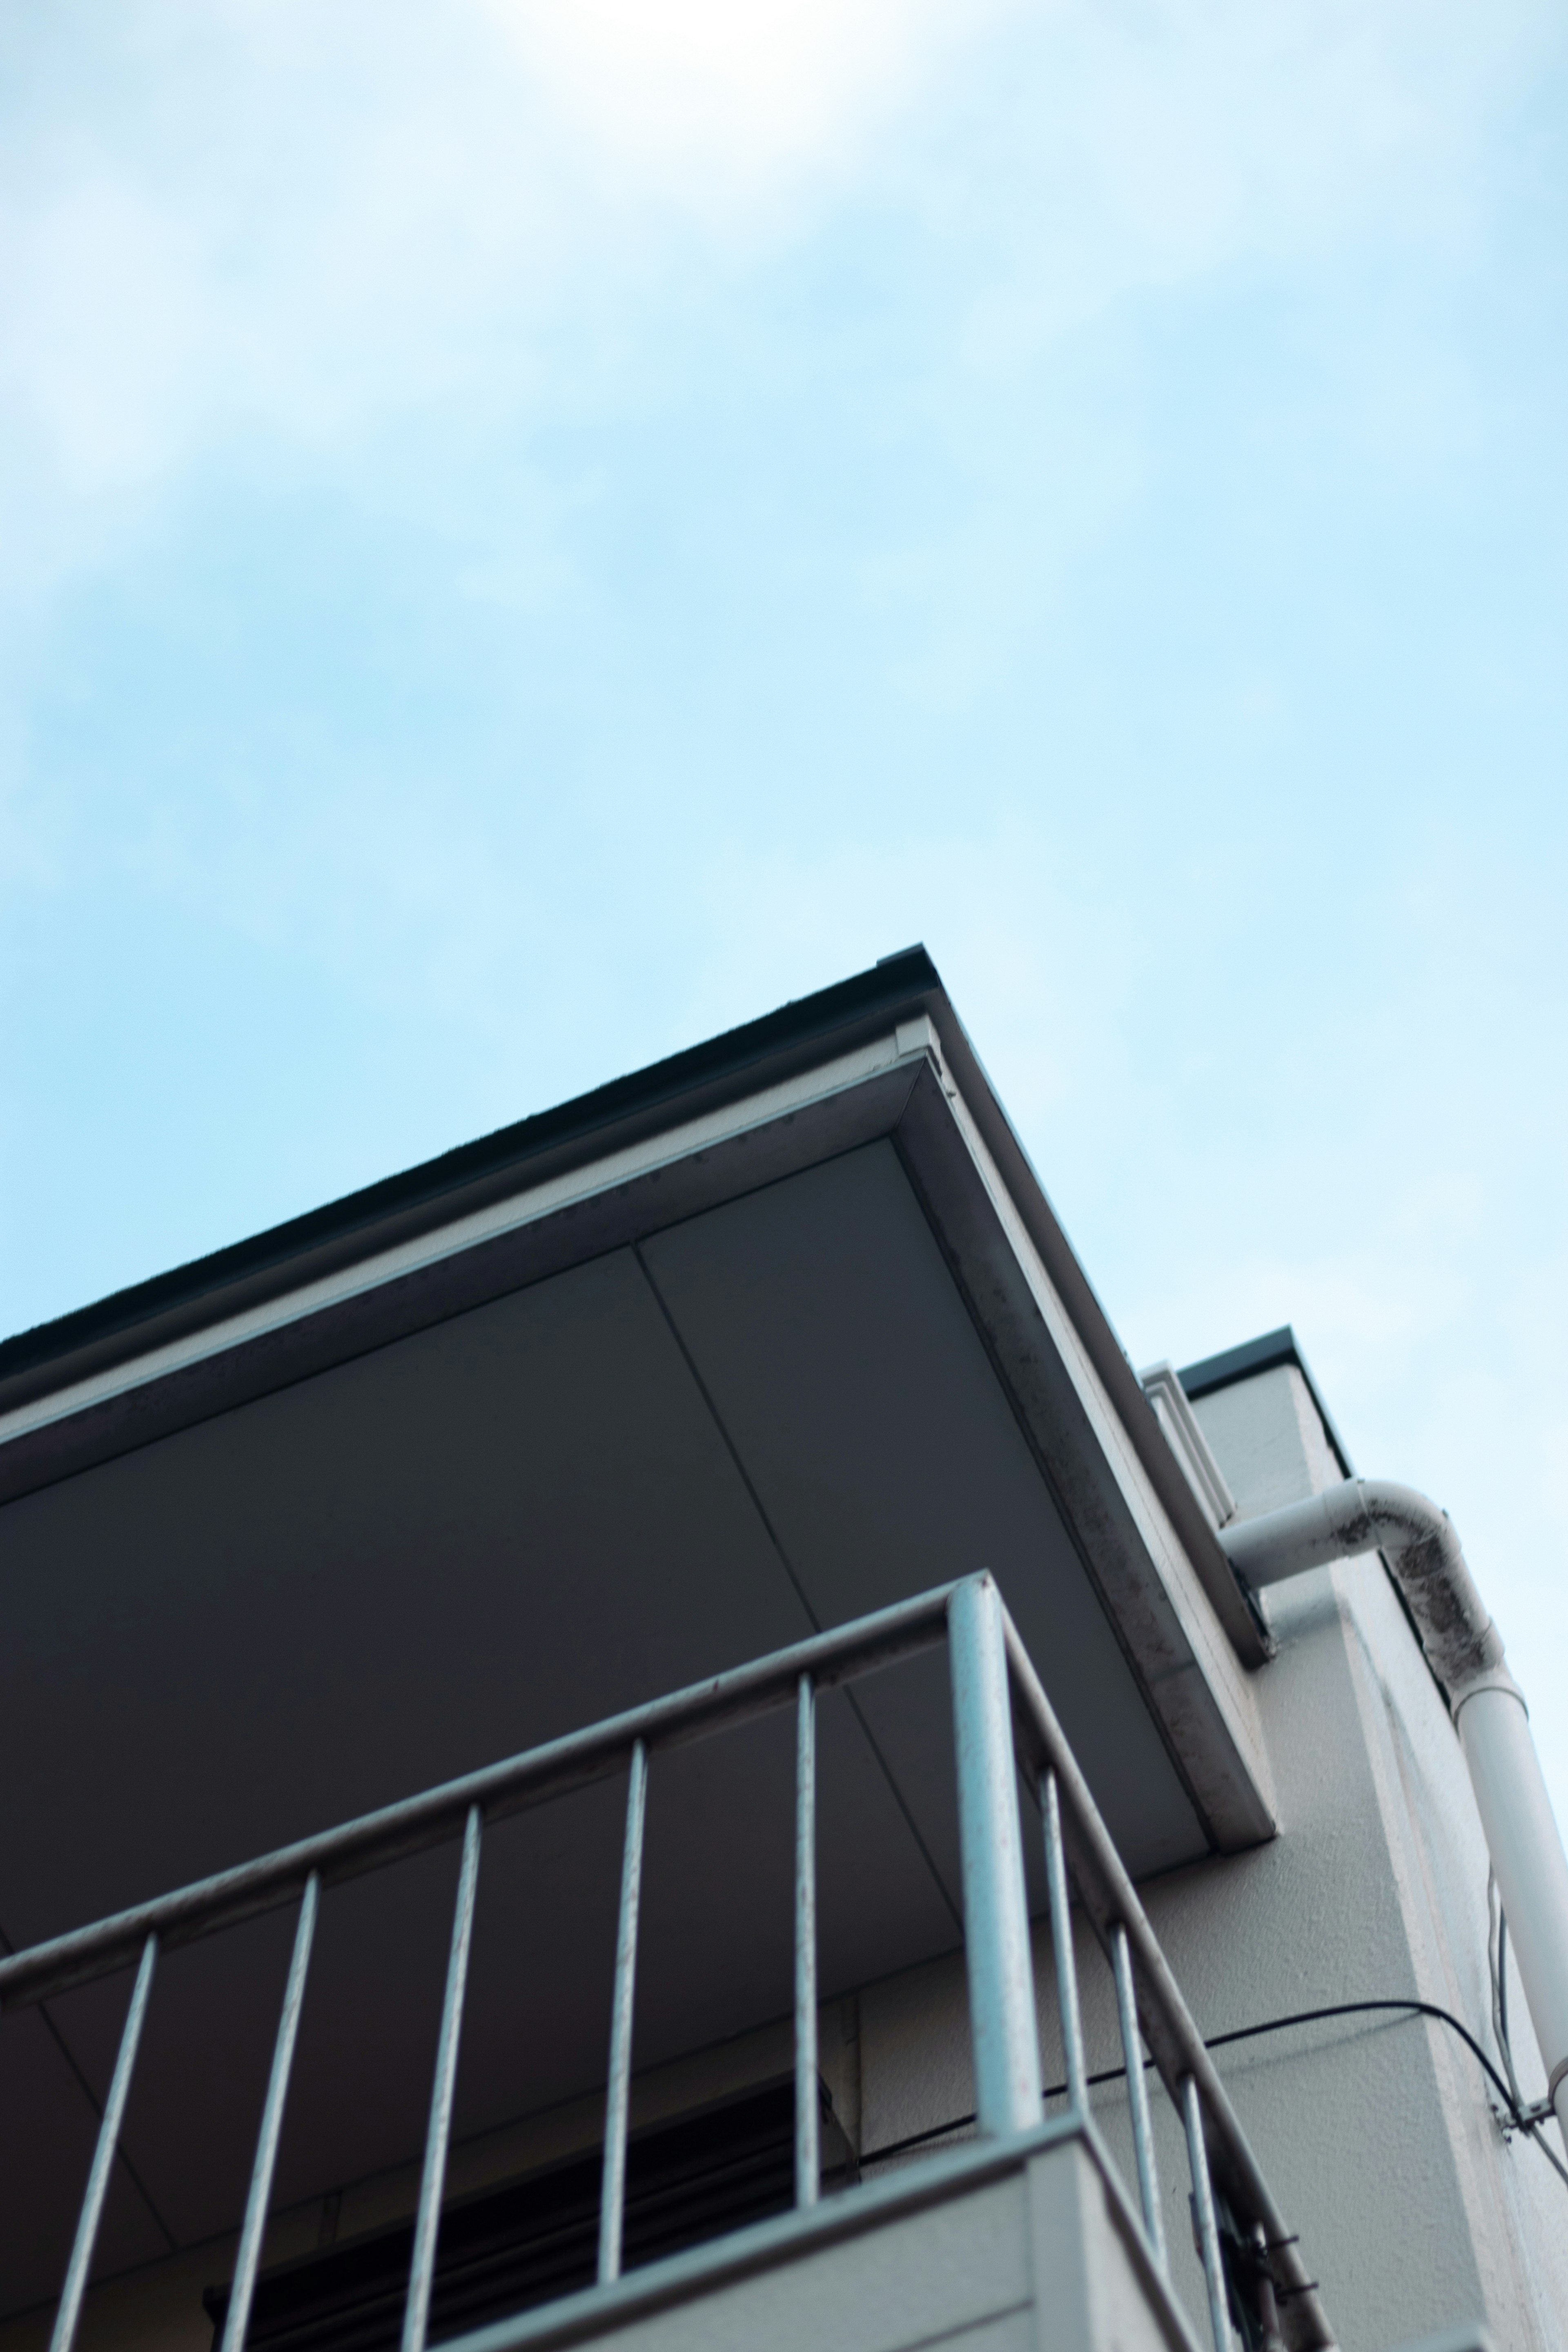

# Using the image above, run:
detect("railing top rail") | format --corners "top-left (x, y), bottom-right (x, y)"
top-left (0, 1581), bottom-right (959, 2012)
top-left (1000, 1612), bottom-right (1334, 2351)
top-left (4, 1569), bottom-right (1330, 2348)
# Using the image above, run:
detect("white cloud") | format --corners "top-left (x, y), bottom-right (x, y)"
top-left (475, 0), bottom-right (982, 208)
top-left (0, 0), bottom-right (987, 512)
top-left (0, 0), bottom-right (1551, 600)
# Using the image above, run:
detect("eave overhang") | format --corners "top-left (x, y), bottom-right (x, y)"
top-left (0, 950), bottom-right (1274, 1857)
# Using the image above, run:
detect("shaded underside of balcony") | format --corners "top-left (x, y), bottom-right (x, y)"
top-left (0, 966), bottom-right (1264, 2322)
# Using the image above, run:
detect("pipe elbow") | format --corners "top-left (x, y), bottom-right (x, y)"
top-left (1219, 1477), bottom-right (1511, 1706)
top-left (1348, 1481), bottom-right (1508, 1701)
top-left (1218, 1467), bottom-right (1568, 2135)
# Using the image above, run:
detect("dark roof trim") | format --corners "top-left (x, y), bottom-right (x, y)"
top-left (1, 944), bottom-right (1261, 1672)
top-left (1178, 1326), bottom-right (1355, 1478)
top-left (0, 948), bottom-right (944, 1406)
top-left (1178, 1327), bottom-right (1298, 1396)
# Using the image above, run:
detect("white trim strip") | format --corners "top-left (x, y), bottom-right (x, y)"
top-left (0, 1033), bottom-right (925, 1454)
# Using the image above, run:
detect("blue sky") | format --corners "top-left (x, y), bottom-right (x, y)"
top-left (4, 0), bottom-right (1568, 1808)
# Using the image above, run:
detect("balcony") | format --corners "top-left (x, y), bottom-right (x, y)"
top-left (0, 1576), bottom-right (1332, 2352)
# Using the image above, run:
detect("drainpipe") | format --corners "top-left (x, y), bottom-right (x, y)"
top-left (1218, 1479), bottom-right (1568, 2147)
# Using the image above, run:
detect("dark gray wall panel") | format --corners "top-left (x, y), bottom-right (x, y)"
top-left (641, 1143), bottom-right (1206, 1881)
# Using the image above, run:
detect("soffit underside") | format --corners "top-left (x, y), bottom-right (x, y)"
top-left (0, 1107), bottom-right (1236, 2315)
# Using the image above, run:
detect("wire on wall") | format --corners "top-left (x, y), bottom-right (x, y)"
top-left (861, 1988), bottom-right (1568, 2196)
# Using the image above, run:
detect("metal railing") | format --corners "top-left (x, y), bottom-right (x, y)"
top-left (0, 1574), bottom-right (1333, 2352)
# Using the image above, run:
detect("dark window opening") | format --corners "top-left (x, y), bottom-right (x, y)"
top-left (204, 2078), bottom-right (856, 2352)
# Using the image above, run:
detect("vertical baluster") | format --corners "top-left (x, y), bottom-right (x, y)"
top-left (402, 1807), bottom-right (483, 2352)
top-left (1181, 2076), bottom-right (1233, 2352)
top-left (794, 1672), bottom-right (819, 2209)
top-left (1041, 1768), bottom-right (1086, 2115)
top-left (1110, 1923), bottom-right (1166, 2270)
top-left (49, 1933), bottom-right (158, 2352)
top-left (598, 1741), bottom-right (648, 2285)
top-left (947, 1575), bottom-right (1042, 2138)
top-left (221, 1876), bottom-right (321, 2352)
top-left (1251, 2221), bottom-right (1286, 2352)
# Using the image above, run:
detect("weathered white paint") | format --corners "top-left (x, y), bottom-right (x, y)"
top-left (1190, 1364), bottom-right (1344, 1523)
top-left (1168, 1368), bottom-right (1568, 2348)
top-left (1455, 1686), bottom-right (1568, 2141)
top-left (1139, 1365), bottom-right (1237, 1532)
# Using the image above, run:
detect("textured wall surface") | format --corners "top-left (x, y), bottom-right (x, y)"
top-left (1167, 1367), bottom-right (1568, 2348)
top-left (857, 1361), bottom-right (1568, 2349)
top-left (480, 2133), bottom-right (1191, 2352)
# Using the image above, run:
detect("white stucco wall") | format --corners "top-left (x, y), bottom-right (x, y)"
top-left (855, 1361), bottom-right (1568, 2350)
top-left (1168, 1367), bottom-right (1568, 2346)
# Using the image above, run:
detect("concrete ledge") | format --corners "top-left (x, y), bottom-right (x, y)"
top-left (444, 2116), bottom-right (1200, 2352)
top-left (1383, 2332), bottom-right (1495, 2352)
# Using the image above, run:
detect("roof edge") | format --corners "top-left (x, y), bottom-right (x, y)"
top-left (4, 947), bottom-right (1268, 1677)
top-left (1178, 1325), bottom-right (1355, 1478)
top-left (0, 948), bottom-right (942, 1406)
top-left (922, 1005), bottom-right (1269, 1669)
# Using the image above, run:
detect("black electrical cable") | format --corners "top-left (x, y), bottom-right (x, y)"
top-left (860, 1993), bottom-right (1565, 2177)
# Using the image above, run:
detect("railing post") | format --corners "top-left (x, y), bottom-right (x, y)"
top-left (1111, 1921), bottom-right (1166, 2270)
top-left (222, 1875), bottom-right (320, 2352)
top-left (794, 1672), bottom-right (820, 2209)
top-left (947, 1575), bottom-right (1042, 2138)
top-left (1182, 2075), bottom-right (1234, 2352)
top-left (49, 1934), bottom-right (158, 2352)
top-left (1041, 1767), bottom-right (1087, 2114)
top-left (598, 1740), bottom-right (648, 2285)
top-left (402, 1806), bottom-right (483, 2352)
